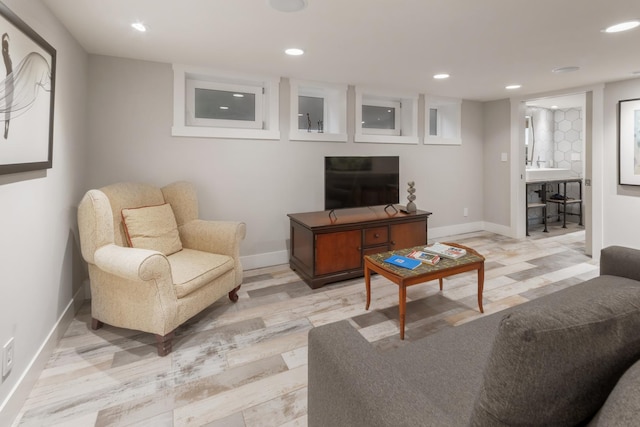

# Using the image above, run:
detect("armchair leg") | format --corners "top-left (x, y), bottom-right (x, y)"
top-left (155, 331), bottom-right (175, 357)
top-left (228, 284), bottom-right (241, 302)
top-left (91, 318), bottom-right (104, 330)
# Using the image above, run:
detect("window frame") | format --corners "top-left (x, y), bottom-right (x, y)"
top-left (424, 96), bottom-right (461, 145)
top-left (289, 79), bottom-right (347, 142)
top-left (172, 64), bottom-right (280, 140)
top-left (355, 87), bottom-right (418, 144)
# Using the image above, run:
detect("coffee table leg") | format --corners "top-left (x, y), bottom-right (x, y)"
top-left (365, 263), bottom-right (371, 310)
top-left (399, 283), bottom-right (407, 340)
top-left (439, 278), bottom-right (443, 291)
top-left (477, 263), bottom-right (485, 313)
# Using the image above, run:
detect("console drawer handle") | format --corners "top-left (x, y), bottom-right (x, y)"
top-left (374, 233), bottom-right (380, 238)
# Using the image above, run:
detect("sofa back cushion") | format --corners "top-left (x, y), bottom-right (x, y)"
top-left (470, 276), bottom-right (640, 426)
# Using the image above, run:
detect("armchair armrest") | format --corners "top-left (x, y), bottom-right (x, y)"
top-left (308, 320), bottom-right (451, 427)
top-left (179, 219), bottom-right (246, 257)
top-left (93, 244), bottom-right (171, 282)
top-left (600, 246), bottom-right (640, 282)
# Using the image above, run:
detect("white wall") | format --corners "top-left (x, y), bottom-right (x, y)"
top-left (0, 0), bottom-right (88, 423)
top-left (602, 78), bottom-right (640, 249)
top-left (85, 55), bottom-right (486, 268)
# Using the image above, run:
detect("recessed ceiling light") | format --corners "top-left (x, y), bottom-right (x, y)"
top-left (269, 0), bottom-right (307, 12)
top-left (552, 66), bottom-right (580, 73)
top-left (433, 73), bottom-right (450, 79)
top-left (219, 106), bottom-right (229, 110)
top-left (131, 22), bottom-right (146, 32)
top-left (285, 48), bottom-right (304, 56)
top-left (551, 105), bottom-right (559, 109)
top-left (505, 84), bottom-right (522, 90)
top-left (233, 93), bottom-right (244, 98)
top-left (603, 20), bottom-right (640, 33)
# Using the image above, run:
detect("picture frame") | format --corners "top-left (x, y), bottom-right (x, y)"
top-left (618, 98), bottom-right (640, 186)
top-left (0, 1), bottom-right (56, 175)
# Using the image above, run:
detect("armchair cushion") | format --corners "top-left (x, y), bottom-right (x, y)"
top-left (168, 249), bottom-right (235, 298)
top-left (122, 203), bottom-right (183, 256)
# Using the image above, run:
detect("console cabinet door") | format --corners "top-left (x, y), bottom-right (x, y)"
top-left (389, 220), bottom-right (427, 250)
top-left (315, 230), bottom-right (362, 276)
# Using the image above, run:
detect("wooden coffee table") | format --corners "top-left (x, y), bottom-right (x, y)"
top-left (364, 243), bottom-right (485, 339)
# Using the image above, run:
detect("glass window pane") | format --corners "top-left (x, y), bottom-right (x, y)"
top-left (362, 105), bottom-right (395, 129)
top-left (429, 108), bottom-right (438, 136)
top-left (298, 96), bottom-right (324, 130)
top-left (195, 89), bottom-right (256, 121)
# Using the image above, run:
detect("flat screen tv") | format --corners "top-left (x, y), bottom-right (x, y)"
top-left (325, 156), bottom-right (399, 210)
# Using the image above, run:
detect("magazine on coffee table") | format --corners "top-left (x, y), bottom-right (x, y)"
top-left (407, 250), bottom-right (440, 265)
top-left (384, 254), bottom-right (421, 270)
top-left (423, 242), bottom-right (466, 259)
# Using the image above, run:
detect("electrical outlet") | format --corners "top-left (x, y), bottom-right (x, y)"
top-left (463, 207), bottom-right (469, 217)
top-left (2, 337), bottom-right (14, 378)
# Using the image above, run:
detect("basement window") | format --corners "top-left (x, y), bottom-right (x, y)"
top-left (355, 87), bottom-right (418, 144)
top-left (289, 79), bottom-right (347, 142)
top-left (172, 64), bottom-right (280, 139)
top-left (424, 96), bottom-right (461, 145)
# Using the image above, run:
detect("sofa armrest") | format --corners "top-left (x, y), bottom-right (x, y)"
top-left (308, 320), bottom-right (452, 427)
top-left (94, 244), bottom-right (171, 282)
top-left (179, 219), bottom-right (246, 257)
top-left (600, 246), bottom-right (640, 282)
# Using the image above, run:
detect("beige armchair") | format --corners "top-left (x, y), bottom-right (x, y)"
top-left (77, 181), bottom-right (246, 356)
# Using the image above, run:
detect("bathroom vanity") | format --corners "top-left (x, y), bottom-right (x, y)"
top-left (526, 177), bottom-right (583, 236)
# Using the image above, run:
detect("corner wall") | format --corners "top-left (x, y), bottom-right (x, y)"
top-left (0, 1), bottom-right (89, 423)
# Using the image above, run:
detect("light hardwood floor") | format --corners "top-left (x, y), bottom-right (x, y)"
top-left (14, 225), bottom-right (596, 426)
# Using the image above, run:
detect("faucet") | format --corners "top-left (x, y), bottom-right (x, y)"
top-left (536, 155), bottom-right (545, 168)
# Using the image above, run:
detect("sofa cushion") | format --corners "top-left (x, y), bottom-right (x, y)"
top-left (470, 276), bottom-right (640, 426)
top-left (121, 203), bottom-right (183, 256)
top-left (168, 248), bottom-right (234, 298)
top-left (587, 358), bottom-right (640, 426)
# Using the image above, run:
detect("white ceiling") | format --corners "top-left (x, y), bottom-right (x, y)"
top-left (42, 0), bottom-right (640, 101)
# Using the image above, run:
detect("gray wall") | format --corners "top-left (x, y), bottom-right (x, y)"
top-left (482, 99), bottom-right (511, 228)
top-left (0, 0), bottom-right (88, 421)
top-left (602, 78), bottom-right (640, 248)
top-left (86, 55), bottom-right (486, 267)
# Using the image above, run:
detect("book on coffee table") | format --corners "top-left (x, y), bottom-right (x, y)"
top-left (384, 254), bottom-right (421, 270)
top-left (423, 242), bottom-right (467, 259)
top-left (407, 250), bottom-right (440, 265)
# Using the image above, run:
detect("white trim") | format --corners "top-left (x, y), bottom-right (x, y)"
top-left (0, 287), bottom-right (85, 427)
top-left (289, 79), bottom-right (348, 142)
top-left (424, 96), bottom-right (462, 145)
top-left (240, 250), bottom-right (289, 271)
top-left (172, 64), bottom-right (280, 140)
top-left (354, 86), bottom-right (419, 144)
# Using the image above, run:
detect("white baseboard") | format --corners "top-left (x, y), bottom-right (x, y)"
top-left (428, 221), bottom-right (486, 240)
top-left (240, 250), bottom-right (289, 271)
top-left (481, 221), bottom-right (514, 238)
top-left (1, 287), bottom-right (85, 427)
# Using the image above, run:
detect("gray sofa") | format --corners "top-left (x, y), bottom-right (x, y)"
top-left (308, 246), bottom-right (640, 426)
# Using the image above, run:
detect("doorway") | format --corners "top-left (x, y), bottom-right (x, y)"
top-left (525, 94), bottom-right (586, 246)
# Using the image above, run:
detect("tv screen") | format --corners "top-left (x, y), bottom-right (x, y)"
top-left (325, 156), bottom-right (399, 210)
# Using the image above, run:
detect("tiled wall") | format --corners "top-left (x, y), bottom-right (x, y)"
top-left (526, 106), bottom-right (584, 226)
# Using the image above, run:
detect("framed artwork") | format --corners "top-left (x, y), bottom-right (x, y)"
top-left (0, 1), bottom-right (56, 175)
top-left (619, 98), bottom-right (640, 186)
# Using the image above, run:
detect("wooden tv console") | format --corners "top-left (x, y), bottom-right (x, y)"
top-left (288, 206), bottom-right (432, 288)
